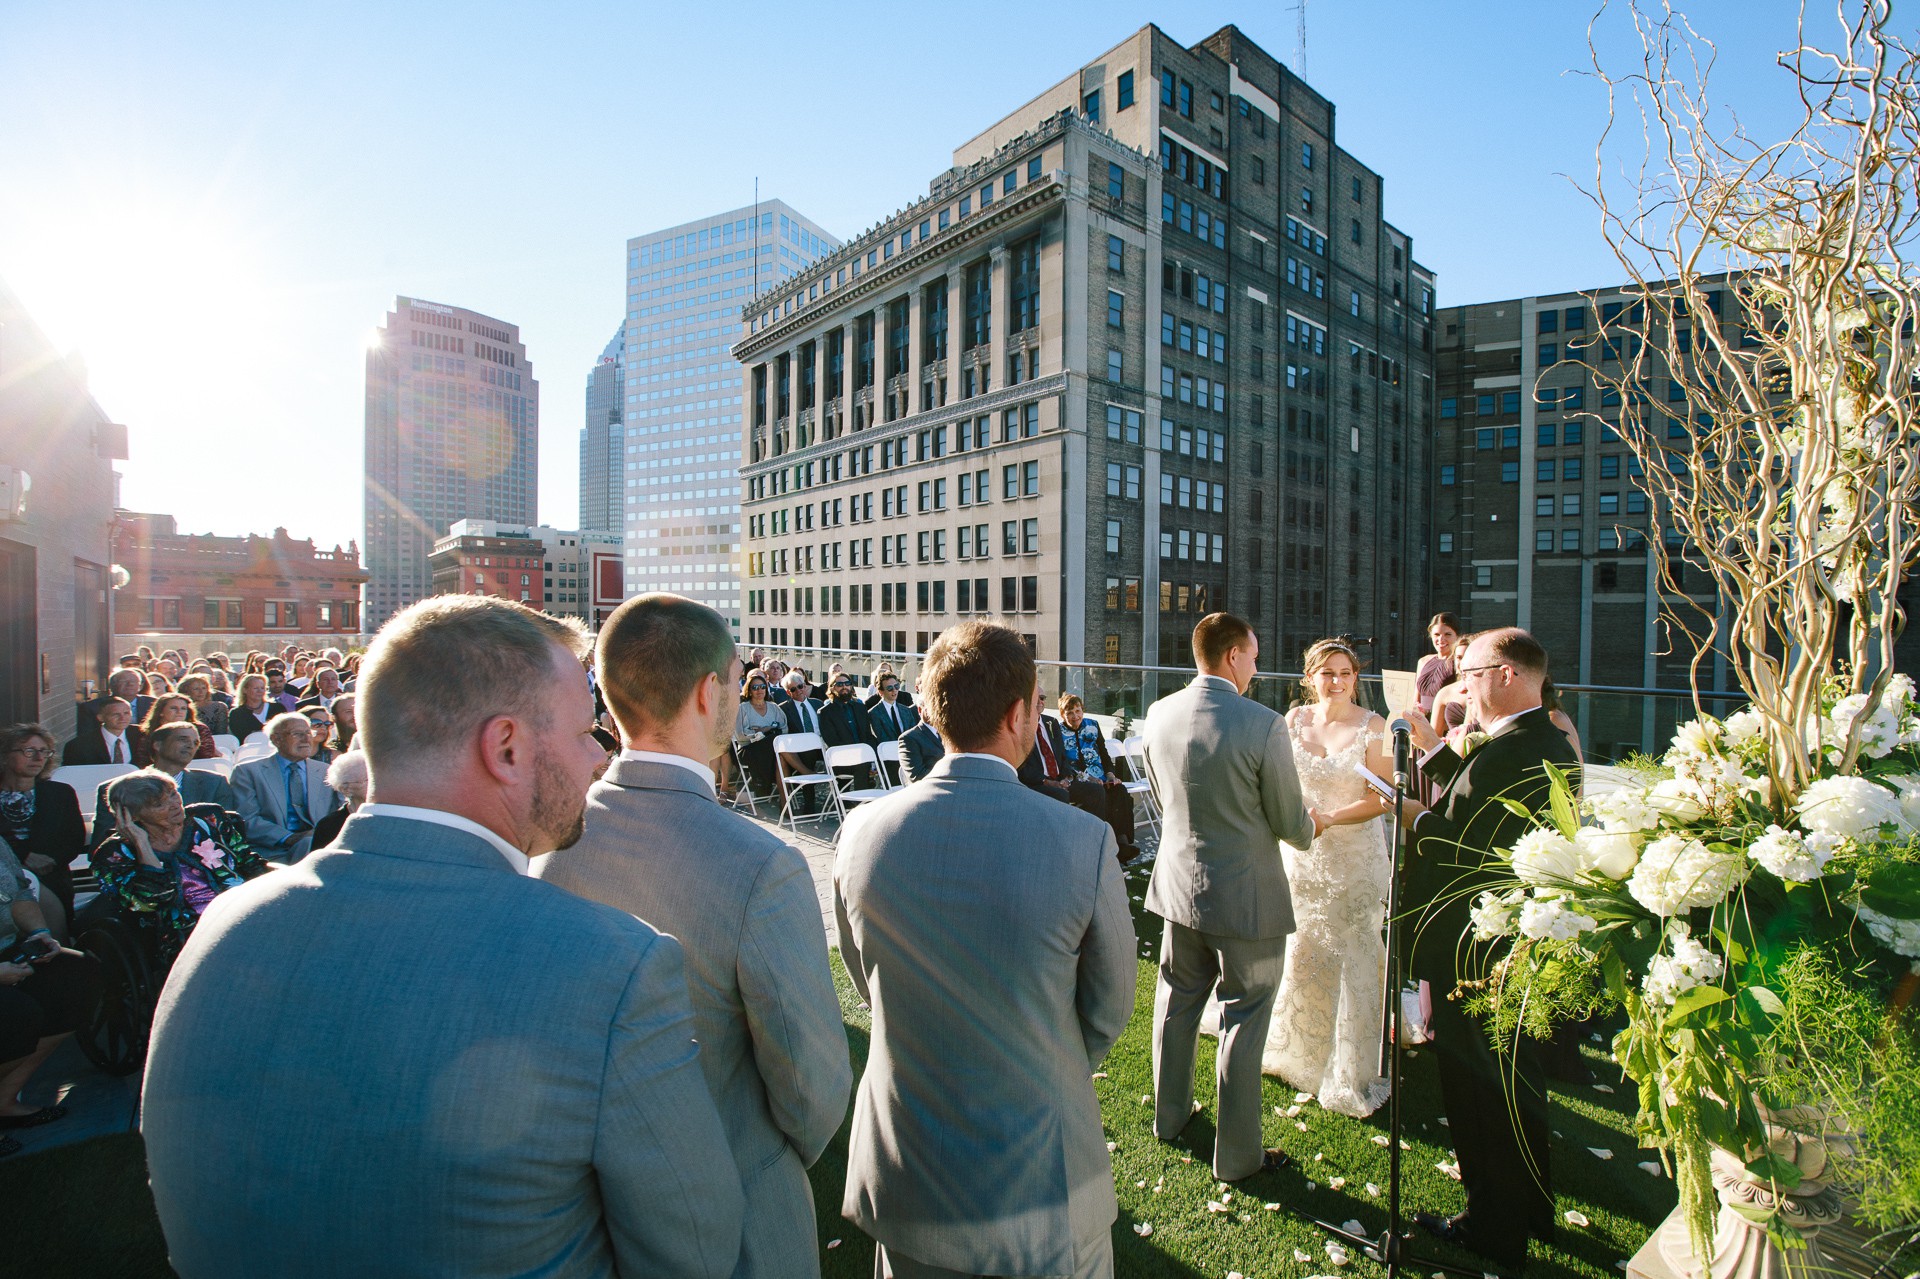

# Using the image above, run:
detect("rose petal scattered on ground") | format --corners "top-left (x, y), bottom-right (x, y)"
top-left (1135, 1180), bottom-right (1146, 1188)
top-left (1287, 1104), bottom-right (1303, 1116)
top-left (1265, 1202), bottom-right (1281, 1211)
top-left (1638, 1161), bottom-right (1664, 1176)
top-left (827, 1239), bottom-right (841, 1249)
top-left (1329, 1176), bottom-right (1348, 1189)
top-left (1276, 1105), bottom-right (1287, 1115)
top-left (1589, 1147), bottom-right (1614, 1160)
top-left (1207, 1199), bottom-right (1229, 1214)
top-left (1436, 1160), bottom-right (1462, 1180)
top-left (1133, 1222), bottom-right (1153, 1237)
top-left (1297, 1120), bottom-right (1310, 1130)
top-left (1593, 1083), bottom-right (1615, 1093)
top-left (1294, 1249), bottom-right (1313, 1263)
top-left (1343, 1219), bottom-right (1365, 1235)
top-left (1092, 1071), bottom-right (1107, 1079)
top-left (1107, 1141), bottom-right (1118, 1152)
top-left (1372, 1134), bottom-right (1391, 1147)
top-left (1566, 1210), bottom-right (1591, 1227)
top-left (1141, 1095), bottom-right (1151, 1104)
top-left (1366, 1182), bottom-right (1381, 1197)
top-left (1314, 1151), bottom-right (1325, 1161)
top-left (1181, 1155), bottom-right (1193, 1163)
top-left (1296, 1091), bottom-right (1314, 1103)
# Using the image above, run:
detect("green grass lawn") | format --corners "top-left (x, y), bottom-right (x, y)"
top-left (4, 861), bottom-right (1674, 1276)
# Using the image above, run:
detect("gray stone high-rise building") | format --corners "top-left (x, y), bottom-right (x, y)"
top-left (736, 24), bottom-right (1434, 692)
top-left (579, 326), bottom-right (624, 536)
top-left (619, 202), bottom-right (837, 631)
top-left (363, 296), bottom-right (539, 631)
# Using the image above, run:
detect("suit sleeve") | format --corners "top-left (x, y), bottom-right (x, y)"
top-left (595, 933), bottom-right (745, 1278)
top-left (737, 846), bottom-right (852, 1166)
top-left (1076, 825), bottom-right (1138, 1066)
top-left (832, 843), bottom-right (870, 1006)
top-left (1258, 718), bottom-right (1315, 849)
top-left (1421, 743), bottom-right (1465, 791)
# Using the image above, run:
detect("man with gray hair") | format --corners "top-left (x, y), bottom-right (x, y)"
top-left (537, 594), bottom-right (849, 1276)
top-left (229, 712), bottom-right (339, 861)
top-left (310, 750), bottom-right (367, 851)
top-left (142, 594), bottom-right (746, 1277)
top-left (91, 722), bottom-right (238, 843)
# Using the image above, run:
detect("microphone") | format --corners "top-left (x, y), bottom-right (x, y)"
top-left (1389, 718), bottom-right (1413, 789)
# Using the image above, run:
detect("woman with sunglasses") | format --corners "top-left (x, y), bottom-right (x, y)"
top-left (734, 674), bottom-right (786, 800)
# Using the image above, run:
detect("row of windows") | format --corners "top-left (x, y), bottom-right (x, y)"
top-left (1442, 386), bottom-right (1593, 418)
top-left (1160, 314), bottom-right (1229, 361)
top-left (1158, 137), bottom-right (1228, 201)
top-left (138, 598), bottom-right (352, 630)
top-left (1162, 193), bottom-right (1228, 249)
top-left (750, 576), bottom-right (1042, 616)
top-left (1161, 529), bottom-right (1227, 562)
top-left (1162, 262), bottom-right (1230, 313)
top-left (1098, 409), bottom-right (1230, 463)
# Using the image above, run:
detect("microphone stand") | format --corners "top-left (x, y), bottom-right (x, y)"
top-left (1295, 722), bottom-right (1485, 1279)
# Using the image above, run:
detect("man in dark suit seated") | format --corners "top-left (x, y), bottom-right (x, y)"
top-left (817, 674), bottom-right (878, 790)
top-left (776, 671), bottom-right (828, 814)
top-left (898, 718), bottom-right (944, 784)
top-left (64, 697), bottom-right (143, 766)
top-left (860, 663), bottom-right (914, 712)
top-left (1398, 626), bottom-right (1579, 1272)
top-left (1020, 711), bottom-right (1136, 860)
top-left (865, 674), bottom-right (918, 786)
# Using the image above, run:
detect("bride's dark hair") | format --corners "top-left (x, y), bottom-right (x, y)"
top-left (1299, 636), bottom-right (1368, 703)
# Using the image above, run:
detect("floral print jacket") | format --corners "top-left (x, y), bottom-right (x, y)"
top-left (91, 803), bottom-right (273, 962)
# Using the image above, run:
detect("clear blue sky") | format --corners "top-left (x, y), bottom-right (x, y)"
top-left (1, 0), bottom-right (1814, 551)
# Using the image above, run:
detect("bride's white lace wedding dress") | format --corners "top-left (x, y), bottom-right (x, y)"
top-left (1263, 717), bottom-right (1393, 1117)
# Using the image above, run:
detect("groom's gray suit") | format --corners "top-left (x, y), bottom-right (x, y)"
top-left (1142, 675), bottom-right (1314, 1180)
top-left (835, 754), bottom-right (1137, 1277)
top-left (534, 756), bottom-right (851, 1278)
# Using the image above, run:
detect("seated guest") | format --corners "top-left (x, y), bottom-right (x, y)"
top-left (0, 726), bottom-right (84, 934)
top-left (176, 674), bottom-right (229, 739)
top-left (776, 671), bottom-right (829, 813)
top-left (80, 668), bottom-right (152, 733)
top-left (311, 750), bottom-right (367, 851)
top-left (63, 697), bottom-right (143, 766)
top-left (734, 674), bottom-right (785, 799)
top-left (0, 839), bottom-right (101, 1153)
top-left (228, 674), bottom-right (276, 744)
top-left (762, 661), bottom-right (790, 705)
top-left (818, 673), bottom-right (878, 789)
top-left (536, 594), bottom-right (851, 1275)
top-left (230, 713), bottom-right (340, 862)
top-left (865, 673), bottom-right (918, 786)
top-left (92, 722), bottom-right (240, 844)
top-left (861, 662), bottom-right (914, 710)
top-left (1020, 704), bottom-right (1139, 862)
top-left (142, 594), bottom-right (745, 1275)
top-left (263, 666), bottom-right (297, 715)
top-left (1057, 695), bottom-right (1140, 863)
top-left (296, 665), bottom-right (343, 711)
top-left (137, 694), bottom-right (217, 764)
top-left (898, 714), bottom-right (944, 784)
top-left (92, 771), bottom-right (271, 965)
top-left (302, 707), bottom-right (338, 767)
top-left (327, 693), bottom-right (358, 754)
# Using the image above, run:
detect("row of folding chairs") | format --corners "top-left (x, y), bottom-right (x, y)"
top-left (731, 733), bottom-right (905, 839)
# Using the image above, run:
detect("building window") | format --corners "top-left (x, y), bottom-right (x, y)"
top-left (1562, 528), bottom-right (1581, 552)
top-left (1107, 350), bottom-right (1124, 382)
top-left (1107, 234), bottom-right (1124, 272)
top-left (1082, 88), bottom-right (1101, 123)
top-left (1023, 460), bottom-right (1040, 496)
top-left (1438, 532), bottom-right (1454, 553)
top-left (1501, 461), bottom-right (1520, 483)
top-left (1117, 69), bottom-right (1135, 109)
top-left (1475, 566), bottom-right (1493, 587)
top-left (1536, 529), bottom-right (1555, 552)
top-left (1107, 290), bottom-right (1124, 328)
top-left (1106, 519), bottom-right (1121, 554)
top-left (1440, 465), bottom-right (1456, 486)
top-left (1301, 142), bottom-right (1314, 169)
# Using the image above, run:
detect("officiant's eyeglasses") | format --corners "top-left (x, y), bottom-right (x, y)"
top-left (1456, 663), bottom-right (1510, 679)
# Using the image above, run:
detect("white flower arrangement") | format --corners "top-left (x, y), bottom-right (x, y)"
top-left (1470, 888), bottom-right (1524, 941)
top-left (1518, 895), bottom-right (1600, 942)
top-left (1628, 834), bottom-right (1750, 917)
top-left (1510, 828), bottom-right (1584, 889)
top-left (1642, 930), bottom-right (1728, 1006)
top-left (1853, 902), bottom-right (1920, 960)
top-left (1795, 775), bottom-right (1906, 842)
top-left (1746, 824), bottom-right (1836, 883)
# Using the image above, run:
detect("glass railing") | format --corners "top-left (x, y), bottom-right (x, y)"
top-left (741, 644), bottom-right (1747, 766)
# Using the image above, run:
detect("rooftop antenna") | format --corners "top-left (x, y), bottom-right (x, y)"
top-left (1292, 0), bottom-right (1307, 75)
top-left (752, 178), bottom-right (760, 302)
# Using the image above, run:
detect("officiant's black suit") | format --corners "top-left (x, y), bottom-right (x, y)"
top-left (1407, 706), bottom-right (1578, 1267)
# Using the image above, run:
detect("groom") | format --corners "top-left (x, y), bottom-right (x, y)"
top-left (1399, 626), bottom-right (1578, 1271)
top-left (1142, 613), bottom-right (1319, 1181)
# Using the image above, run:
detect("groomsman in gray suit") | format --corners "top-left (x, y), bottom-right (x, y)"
top-left (1143, 612), bottom-right (1320, 1182)
top-left (836, 622), bottom-right (1137, 1278)
top-left (536, 594), bottom-right (851, 1278)
top-left (142, 596), bottom-right (746, 1277)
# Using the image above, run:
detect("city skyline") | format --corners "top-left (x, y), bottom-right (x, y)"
top-left (2, 1), bottom-right (1812, 553)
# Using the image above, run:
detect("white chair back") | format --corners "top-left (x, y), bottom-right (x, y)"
top-left (233, 739), bottom-right (276, 765)
top-left (187, 757), bottom-right (235, 778)
top-left (875, 740), bottom-right (902, 766)
top-left (822, 743), bottom-right (879, 772)
top-left (771, 732), bottom-right (826, 759)
top-left (49, 763), bottom-right (139, 799)
top-left (211, 733), bottom-right (241, 757)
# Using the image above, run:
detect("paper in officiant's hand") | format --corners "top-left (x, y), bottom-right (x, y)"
top-left (1352, 763), bottom-right (1395, 801)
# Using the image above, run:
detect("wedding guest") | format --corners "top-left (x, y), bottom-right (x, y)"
top-left (1417, 612), bottom-right (1463, 719)
top-left (229, 674), bottom-right (276, 744)
top-left (734, 674), bottom-right (785, 800)
top-left (62, 697), bottom-right (143, 766)
top-left (1143, 614), bottom-right (1319, 1183)
top-left (311, 750), bottom-right (367, 851)
top-left (176, 674), bottom-right (229, 738)
top-left (142, 595), bottom-right (746, 1276)
top-left (538, 594), bottom-right (849, 1277)
top-left (862, 662), bottom-right (914, 710)
top-left (230, 713), bottom-right (340, 862)
top-left (1056, 695), bottom-right (1138, 862)
top-left (92, 723), bottom-right (239, 843)
top-left (0, 835), bottom-right (100, 1152)
top-left (138, 694), bottom-right (217, 765)
top-left (834, 621), bottom-right (1135, 1277)
top-left (327, 693), bottom-right (358, 754)
top-left (264, 667), bottom-right (297, 715)
top-left (205, 667), bottom-right (234, 707)
top-left (0, 726), bottom-right (84, 933)
top-left (93, 771), bottom-right (270, 964)
top-left (81, 668), bottom-right (152, 732)
top-left (866, 674), bottom-right (919, 785)
top-left (898, 713), bottom-right (944, 784)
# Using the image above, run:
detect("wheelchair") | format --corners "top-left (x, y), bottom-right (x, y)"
top-left (68, 878), bottom-right (165, 1077)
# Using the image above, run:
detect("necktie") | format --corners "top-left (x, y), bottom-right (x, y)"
top-left (1037, 725), bottom-right (1060, 779)
top-left (285, 761), bottom-right (311, 832)
top-left (802, 702), bottom-right (817, 735)
top-left (111, 736), bottom-right (124, 764)
top-left (882, 704), bottom-right (897, 737)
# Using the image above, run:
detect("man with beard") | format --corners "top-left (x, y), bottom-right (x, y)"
top-left (142, 595), bottom-right (746, 1278)
top-left (818, 671), bottom-right (880, 790)
top-left (537, 595), bottom-right (849, 1277)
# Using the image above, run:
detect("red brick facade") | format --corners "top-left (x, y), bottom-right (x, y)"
top-left (428, 532), bottom-right (546, 605)
top-left (113, 512), bottom-right (368, 639)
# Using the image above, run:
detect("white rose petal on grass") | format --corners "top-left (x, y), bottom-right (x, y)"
top-left (1639, 1161), bottom-right (1664, 1176)
top-left (1593, 1083), bottom-right (1615, 1093)
top-left (1294, 1250), bottom-right (1314, 1263)
top-left (1106, 1141), bottom-right (1118, 1152)
top-left (1373, 1134), bottom-right (1391, 1146)
top-left (1295, 1091), bottom-right (1314, 1103)
top-left (1565, 1210), bottom-right (1592, 1228)
top-left (1287, 1103), bottom-right (1304, 1116)
top-left (1366, 1182), bottom-right (1382, 1197)
top-left (1436, 1160), bottom-right (1462, 1180)
top-left (1135, 1180), bottom-right (1147, 1189)
top-left (1329, 1176), bottom-right (1348, 1189)
top-left (1297, 1120), bottom-right (1310, 1131)
top-left (1342, 1220), bottom-right (1367, 1235)
top-left (827, 1239), bottom-right (842, 1249)
top-left (1796, 775), bottom-right (1905, 842)
top-left (1265, 1202), bottom-right (1281, 1211)
top-left (1207, 1199), bottom-right (1229, 1214)
top-left (1589, 1147), bottom-right (1614, 1160)
top-left (1133, 1221), bottom-right (1153, 1237)
top-left (1091, 1071), bottom-right (1107, 1079)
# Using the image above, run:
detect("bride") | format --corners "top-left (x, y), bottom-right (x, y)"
top-left (1267, 637), bottom-right (1395, 1117)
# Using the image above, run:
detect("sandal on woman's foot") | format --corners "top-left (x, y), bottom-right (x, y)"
top-left (0, 1104), bottom-right (68, 1130)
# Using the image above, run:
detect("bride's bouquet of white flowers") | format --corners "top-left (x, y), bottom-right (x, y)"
top-left (1465, 672), bottom-right (1920, 1259)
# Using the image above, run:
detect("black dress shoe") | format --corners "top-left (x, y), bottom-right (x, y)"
top-left (1414, 1211), bottom-right (1528, 1272)
top-left (1116, 842), bottom-right (1142, 865)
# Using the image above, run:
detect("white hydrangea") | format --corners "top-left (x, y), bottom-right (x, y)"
top-left (1510, 828), bottom-right (1584, 889)
top-left (1628, 834), bottom-right (1750, 916)
top-left (1575, 824), bottom-right (1643, 879)
top-left (1795, 775), bottom-right (1906, 842)
top-left (1518, 896), bottom-right (1600, 942)
top-left (1721, 709), bottom-right (1765, 748)
top-left (1643, 931), bottom-right (1727, 1005)
top-left (1827, 693), bottom-right (1904, 760)
top-left (1854, 901), bottom-right (1920, 959)
top-left (1470, 890), bottom-right (1524, 941)
top-left (1885, 775), bottom-right (1920, 833)
top-left (1886, 673), bottom-right (1917, 714)
top-left (1647, 776), bottom-right (1709, 823)
top-left (1590, 785), bottom-right (1661, 833)
top-left (1670, 717), bottom-right (1722, 759)
top-left (1746, 824), bottom-right (1835, 883)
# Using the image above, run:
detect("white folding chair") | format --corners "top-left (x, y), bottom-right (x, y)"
top-left (187, 757), bottom-right (234, 778)
top-left (51, 763), bottom-right (140, 842)
top-left (772, 732), bottom-right (835, 830)
top-left (212, 733), bottom-right (241, 757)
top-left (875, 740), bottom-right (903, 790)
top-left (727, 738), bottom-right (769, 817)
top-left (822, 743), bottom-right (891, 836)
top-left (1119, 736), bottom-right (1161, 836)
top-left (233, 738), bottom-right (276, 766)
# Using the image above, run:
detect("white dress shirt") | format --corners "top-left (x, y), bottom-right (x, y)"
top-left (616, 748), bottom-right (717, 797)
top-left (101, 729), bottom-right (131, 764)
top-left (357, 802), bottom-right (528, 874)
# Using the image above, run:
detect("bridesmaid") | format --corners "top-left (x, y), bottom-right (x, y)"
top-left (1416, 612), bottom-right (1467, 731)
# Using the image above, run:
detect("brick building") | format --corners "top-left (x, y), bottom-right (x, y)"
top-left (430, 519), bottom-right (624, 626)
top-left (736, 23), bottom-right (1434, 700)
top-left (428, 524), bottom-right (546, 608)
top-left (0, 276), bottom-right (123, 732)
top-left (112, 512), bottom-right (367, 653)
